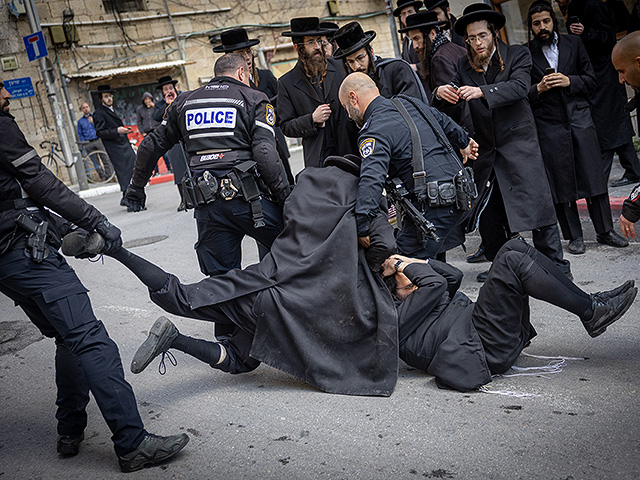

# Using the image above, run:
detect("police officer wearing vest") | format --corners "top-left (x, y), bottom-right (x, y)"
top-left (124, 54), bottom-right (289, 276)
top-left (0, 79), bottom-right (188, 471)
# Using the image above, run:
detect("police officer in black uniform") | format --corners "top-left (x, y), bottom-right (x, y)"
top-left (124, 53), bottom-right (289, 276)
top-left (0, 79), bottom-right (188, 472)
top-left (339, 73), bottom-right (478, 260)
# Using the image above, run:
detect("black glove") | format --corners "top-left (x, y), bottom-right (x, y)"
top-left (123, 184), bottom-right (146, 212)
top-left (95, 218), bottom-right (122, 254)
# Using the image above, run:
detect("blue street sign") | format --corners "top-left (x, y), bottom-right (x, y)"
top-left (5, 77), bottom-right (35, 99)
top-left (23, 31), bottom-right (48, 62)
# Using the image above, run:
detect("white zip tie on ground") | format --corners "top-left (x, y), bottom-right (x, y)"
top-left (478, 385), bottom-right (540, 397)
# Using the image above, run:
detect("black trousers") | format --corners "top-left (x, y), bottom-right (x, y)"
top-left (479, 183), bottom-right (570, 274)
top-left (554, 193), bottom-right (614, 240)
top-left (0, 249), bottom-right (146, 456)
top-left (602, 140), bottom-right (640, 181)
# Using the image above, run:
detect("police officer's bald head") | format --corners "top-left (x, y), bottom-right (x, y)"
top-left (214, 53), bottom-right (250, 85)
top-left (338, 73), bottom-right (380, 127)
top-left (612, 32), bottom-right (640, 90)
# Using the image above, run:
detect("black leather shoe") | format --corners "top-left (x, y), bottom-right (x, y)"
top-left (596, 230), bottom-right (629, 248)
top-left (177, 201), bottom-right (185, 212)
top-left (131, 317), bottom-right (179, 374)
top-left (467, 245), bottom-right (488, 263)
top-left (593, 280), bottom-right (635, 301)
top-left (583, 287), bottom-right (637, 338)
top-left (57, 433), bottom-right (84, 457)
top-left (567, 237), bottom-right (586, 255)
top-left (476, 270), bottom-right (489, 283)
top-left (611, 176), bottom-right (640, 188)
top-left (118, 433), bottom-right (189, 472)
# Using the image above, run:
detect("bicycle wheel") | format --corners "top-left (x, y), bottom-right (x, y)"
top-left (83, 150), bottom-right (116, 184)
top-left (42, 154), bottom-right (62, 179)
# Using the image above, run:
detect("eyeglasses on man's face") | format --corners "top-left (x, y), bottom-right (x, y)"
top-left (466, 32), bottom-right (491, 45)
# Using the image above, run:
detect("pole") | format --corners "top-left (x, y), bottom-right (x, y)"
top-left (23, 0), bottom-right (87, 189)
top-left (385, 0), bottom-right (402, 58)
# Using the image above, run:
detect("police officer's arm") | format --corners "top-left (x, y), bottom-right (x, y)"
top-left (93, 110), bottom-right (120, 141)
top-left (0, 120), bottom-right (108, 233)
top-left (277, 79), bottom-right (318, 139)
top-left (355, 133), bottom-right (392, 238)
top-left (250, 97), bottom-right (289, 202)
top-left (480, 46), bottom-right (532, 109)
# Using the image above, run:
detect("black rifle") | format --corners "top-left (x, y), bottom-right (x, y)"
top-left (15, 213), bottom-right (49, 263)
top-left (386, 177), bottom-right (440, 242)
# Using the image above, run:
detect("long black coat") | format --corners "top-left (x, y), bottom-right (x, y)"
top-left (568, 0), bottom-right (634, 150)
top-left (451, 41), bottom-right (557, 232)
top-left (278, 58), bottom-right (357, 168)
top-left (93, 104), bottom-right (136, 192)
top-left (151, 166), bottom-right (399, 396)
top-left (527, 34), bottom-right (607, 204)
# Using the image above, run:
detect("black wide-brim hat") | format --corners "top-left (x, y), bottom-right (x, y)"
top-left (282, 17), bottom-right (331, 37)
top-left (454, 3), bottom-right (506, 37)
top-left (96, 84), bottom-right (115, 94)
top-left (393, 0), bottom-right (423, 17)
top-left (332, 22), bottom-right (377, 59)
top-left (212, 28), bottom-right (260, 53)
top-left (424, 0), bottom-right (449, 12)
top-left (323, 154), bottom-right (361, 176)
top-left (528, 0), bottom-right (553, 15)
top-left (319, 21), bottom-right (340, 39)
top-left (155, 76), bottom-right (178, 91)
top-left (398, 11), bottom-right (448, 33)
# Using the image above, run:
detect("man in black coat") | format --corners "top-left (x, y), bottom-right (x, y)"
top-left (395, 0), bottom-right (423, 71)
top-left (384, 239), bottom-right (636, 392)
top-left (277, 17), bottom-right (358, 168)
top-left (526, 0), bottom-right (628, 255)
top-left (212, 28), bottom-right (294, 186)
top-left (559, 0), bottom-right (640, 187)
top-left (436, 3), bottom-right (571, 280)
top-left (423, 0), bottom-right (465, 47)
top-left (0, 79), bottom-right (188, 472)
top-left (332, 21), bottom-right (427, 101)
top-left (92, 85), bottom-right (136, 206)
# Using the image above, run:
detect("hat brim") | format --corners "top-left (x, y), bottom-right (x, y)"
top-left (212, 38), bottom-right (260, 53)
top-left (454, 10), bottom-right (506, 37)
top-left (282, 28), bottom-right (332, 37)
top-left (398, 19), bottom-right (448, 34)
top-left (332, 31), bottom-right (377, 59)
top-left (155, 80), bottom-right (178, 91)
top-left (426, 0), bottom-right (449, 12)
top-left (393, 1), bottom-right (423, 17)
top-left (96, 89), bottom-right (115, 95)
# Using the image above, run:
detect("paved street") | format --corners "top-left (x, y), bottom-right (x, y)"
top-left (1, 150), bottom-right (640, 479)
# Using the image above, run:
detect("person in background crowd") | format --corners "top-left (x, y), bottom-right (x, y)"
top-left (394, 0), bottom-right (423, 72)
top-left (423, 0), bottom-right (465, 47)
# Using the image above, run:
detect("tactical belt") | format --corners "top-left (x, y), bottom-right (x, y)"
top-left (182, 160), bottom-right (265, 228)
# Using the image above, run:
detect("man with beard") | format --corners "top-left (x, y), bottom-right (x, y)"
top-left (340, 73), bottom-right (479, 261)
top-left (436, 3), bottom-right (572, 281)
top-left (400, 11), bottom-right (471, 133)
top-left (394, 0), bottom-right (423, 72)
top-left (332, 21), bottom-right (426, 100)
top-left (558, 0), bottom-right (640, 187)
top-left (424, 0), bottom-right (465, 47)
top-left (526, 0), bottom-right (628, 255)
top-left (612, 31), bottom-right (640, 239)
top-left (212, 28), bottom-right (294, 186)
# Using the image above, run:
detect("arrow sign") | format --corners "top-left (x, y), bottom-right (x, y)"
top-left (23, 31), bottom-right (48, 62)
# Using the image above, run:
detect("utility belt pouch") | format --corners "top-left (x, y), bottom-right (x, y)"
top-left (195, 171), bottom-right (218, 204)
top-left (231, 161), bottom-right (265, 228)
top-left (181, 176), bottom-right (198, 210)
top-left (454, 167), bottom-right (478, 212)
top-left (439, 182), bottom-right (456, 206)
top-left (427, 181), bottom-right (441, 207)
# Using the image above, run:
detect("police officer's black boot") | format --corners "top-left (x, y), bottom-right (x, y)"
top-left (131, 317), bottom-right (179, 374)
top-left (57, 433), bottom-right (84, 457)
top-left (118, 432), bottom-right (189, 472)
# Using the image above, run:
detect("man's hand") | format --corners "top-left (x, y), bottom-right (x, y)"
top-left (312, 104), bottom-right (331, 125)
top-left (569, 22), bottom-right (584, 35)
top-left (461, 138), bottom-right (479, 163)
top-left (458, 86), bottom-right (484, 101)
top-left (123, 184), bottom-right (146, 212)
top-left (117, 126), bottom-right (131, 134)
top-left (620, 214), bottom-right (637, 239)
top-left (436, 85), bottom-right (460, 104)
top-left (95, 218), bottom-right (122, 254)
top-left (541, 72), bottom-right (571, 90)
top-left (358, 236), bottom-right (371, 248)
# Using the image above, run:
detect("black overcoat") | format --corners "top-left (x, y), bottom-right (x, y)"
top-left (151, 166), bottom-right (399, 396)
top-left (567, 0), bottom-right (634, 150)
top-left (277, 58), bottom-right (357, 168)
top-left (527, 34), bottom-right (607, 204)
top-left (93, 104), bottom-right (136, 191)
top-left (451, 41), bottom-right (557, 232)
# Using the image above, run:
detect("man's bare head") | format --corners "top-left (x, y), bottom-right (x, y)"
top-left (612, 31), bottom-right (640, 90)
top-left (214, 53), bottom-right (249, 86)
top-left (338, 72), bottom-right (380, 128)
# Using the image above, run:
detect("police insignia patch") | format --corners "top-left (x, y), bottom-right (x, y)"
top-left (359, 138), bottom-right (375, 158)
top-left (266, 104), bottom-right (276, 126)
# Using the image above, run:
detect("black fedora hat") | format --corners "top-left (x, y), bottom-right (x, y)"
top-left (393, 0), bottom-right (423, 17)
top-left (424, 0), bottom-right (449, 12)
top-left (282, 17), bottom-right (331, 37)
top-left (212, 28), bottom-right (260, 53)
top-left (319, 21), bottom-right (340, 38)
top-left (398, 11), bottom-right (447, 33)
top-left (96, 84), bottom-right (115, 94)
top-left (454, 3), bottom-right (506, 37)
top-left (332, 22), bottom-right (377, 59)
top-left (155, 76), bottom-right (178, 91)
top-left (323, 154), bottom-right (362, 176)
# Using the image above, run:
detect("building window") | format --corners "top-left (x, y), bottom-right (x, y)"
top-left (102, 0), bottom-right (146, 14)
